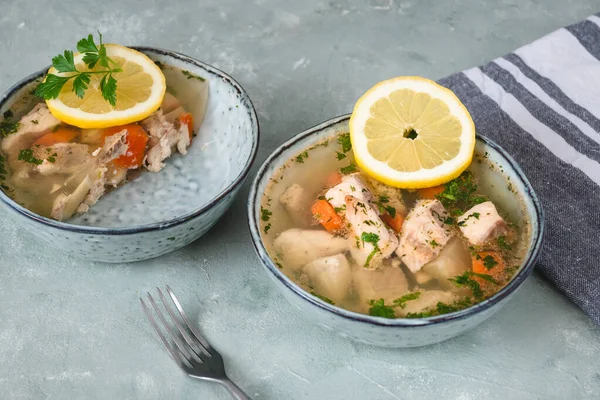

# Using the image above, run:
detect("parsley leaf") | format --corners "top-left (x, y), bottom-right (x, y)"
top-left (182, 70), bottom-right (206, 81)
top-left (340, 163), bottom-right (357, 174)
top-left (368, 299), bottom-right (396, 318)
top-left (17, 149), bottom-right (43, 165)
top-left (336, 151), bottom-right (346, 160)
top-left (393, 292), bottom-right (421, 308)
top-left (385, 205), bottom-right (396, 218)
top-left (100, 73), bottom-right (118, 106)
top-left (51, 50), bottom-right (77, 73)
top-left (260, 207), bottom-right (272, 221)
top-left (0, 120), bottom-right (20, 138)
top-left (295, 151), bottom-right (309, 163)
top-left (497, 236), bottom-right (511, 250)
top-left (482, 255), bottom-right (499, 270)
top-left (337, 132), bottom-right (352, 153)
top-left (449, 272), bottom-right (484, 299)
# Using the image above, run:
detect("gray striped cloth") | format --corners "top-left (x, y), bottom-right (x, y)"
top-left (438, 13), bottom-right (600, 324)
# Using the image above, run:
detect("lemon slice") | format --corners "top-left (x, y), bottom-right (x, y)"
top-left (349, 76), bottom-right (475, 189)
top-left (45, 44), bottom-right (166, 129)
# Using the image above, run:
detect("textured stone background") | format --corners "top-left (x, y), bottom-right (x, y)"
top-left (1, 0), bottom-right (600, 399)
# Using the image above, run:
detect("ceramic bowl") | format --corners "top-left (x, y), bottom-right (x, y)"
top-left (0, 47), bottom-right (259, 263)
top-left (248, 114), bottom-right (544, 348)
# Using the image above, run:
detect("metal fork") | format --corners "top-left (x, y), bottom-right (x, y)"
top-left (140, 286), bottom-right (251, 400)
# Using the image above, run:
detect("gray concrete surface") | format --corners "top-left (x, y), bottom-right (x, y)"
top-left (1, 1), bottom-right (600, 399)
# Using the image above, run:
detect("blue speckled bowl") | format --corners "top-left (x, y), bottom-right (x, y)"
top-left (0, 47), bottom-right (259, 263)
top-left (248, 114), bottom-right (544, 348)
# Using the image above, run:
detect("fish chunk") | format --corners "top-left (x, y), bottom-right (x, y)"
top-left (303, 253), bottom-right (352, 304)
top-left (35, 143), bottom-right (93, 175)
top-left (396, 199), bottom-right (453, 273)
top-left (346, 195), bottom-right (398, 268)
top-left (141, 110), bottom-right (191, 172)
top-left (279, 184), bottom-right (312, 227)
top-left (325, 173), bottom-right (375, 215)
top-left (354, 267), bottom-right (408, 312)
top-left (1, 103), bottom-right (60, 154)
top-left (422, 237), bottom-right (471, 290)
top-left (397, 290), bottom-right (458, 317)
top-left (272, 229), bottom-right (348, 271)
top-left (364, 176), bottom-right (408, 217)
top-left (458, 201), bottom-right (508, 245)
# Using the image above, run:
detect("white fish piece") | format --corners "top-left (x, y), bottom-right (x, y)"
top-left (325, 173), bottom-right (374, 215)
top-left (364, 176), bottom-right (408, 217)
top-left (396, 199), bottom-right (453, 272)
top-left (1, 103), bottom-right (61, 154)
top-left (458, 201), bottom-right (508, 245)
top-left (272, 228), bottom-right (348, 271)
top-left (346, 195), bottom-right (398, 268)
top-left (142, 110), bottom-right (191, 172)
top-left (303, 253), bottom-right (352, 304)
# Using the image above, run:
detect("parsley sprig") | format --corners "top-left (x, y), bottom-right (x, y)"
top-left (35, 32), bottom-right (122, 106)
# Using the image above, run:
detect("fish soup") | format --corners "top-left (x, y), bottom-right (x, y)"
top-left (261, 132), bottom-right (530, 319)
top-left (0, 64), bottom-right (208, 221)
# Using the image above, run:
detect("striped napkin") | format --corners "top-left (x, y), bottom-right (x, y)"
top-left (438, 13), bottom-right (600, 325)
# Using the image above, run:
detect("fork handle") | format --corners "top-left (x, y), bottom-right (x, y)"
top-left (220, 378), bottom-right (251, 400)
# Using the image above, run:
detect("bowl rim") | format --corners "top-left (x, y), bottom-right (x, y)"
top-left (0, 46), bottom-right (260, 235)
top-left (247, 113), bottom-right (545, 327)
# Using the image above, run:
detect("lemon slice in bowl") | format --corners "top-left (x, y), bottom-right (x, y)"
top-left (45, 44), bottom-right (166, 129)
top-left (349, 76), bottom-right (475, 189)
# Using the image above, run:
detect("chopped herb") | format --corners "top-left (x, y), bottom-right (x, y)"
top-left (470, 271), bottom-right (499, 284)
top-left (497, 236), bottom-right (511, 250)
top-left (436, 171), bottom-right (487, 210)
top-left (336, 151), bottom-right (346, 160)
top-left (311, 292), bottom-right (335, 305)
top-left (458, 212), bottom-right (481, 226)
top-left (379, 195), bottom-right (389, 203)
top-left (264, 223), bottom-right (271, 234)
top-left (333, 205), bottom-right (346, 213)
top-left (3, 110), bottom-right (13, 119)
top-left (350, 185), bottom-right (356, 192)
top-left (363, 220), bottom-right (375, 226)
top-left (52, 125), bottom-right (60, 132)
top-left (452, 209), bottom-right (463, 216)
top-left (392, 292), bottom-right (421, 309)
top-left (182, 70), bottom-right (206, 82)
top-left (368, 299), bottom-right (396, 318)
top-left (260, 207), bottom-right (272, 222)
top-left (340, 163), bottom-right (357, 174)
top-left (47, 156), bottom-right (56, 163)
top-left (167, 237), bottom-right (176, 241)
top-left (17, 149), bottom-right (43, 165)
top-left (295, 151), bottom-right (309, 163)
top-left (505, 266), bottom-right (519, 275)
top-left (435, 302), bottom-right (459, 314)
top-left (449, 272), bottom-right (484, 299)
top-left (0, 120), bottom-right (20, 138)
top-left (443, 216), bottom-right (455, 225)
top-left (31, 120), bottom-right (39, 124)
top-left (429, 240), bottom-right (439, 248)
top-left (361, 232), bottom-right (380, 267)
top-left (337, 132), bottom-right (352, 153)
top-left (275, 262), bottom-right (283, 269)
top-left (385, 206), bottom-right (396, 218)
top-left (482, 255), bottom-right (499, 270)
top-left (317, 195), bottom-right (326, 200)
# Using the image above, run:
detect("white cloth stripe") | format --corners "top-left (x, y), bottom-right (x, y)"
top-left (493, 57), bottom-right (600, 145)
top-left (515, 28), bottom-right (600, 119)
top-left (464, 67), bottom-right (600, 186)
top-left (587, 15), bottom-right (600, 29)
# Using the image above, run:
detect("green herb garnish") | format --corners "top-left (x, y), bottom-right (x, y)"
top-left (436, 171), bottom-right (487, 210)
top-left (264, 223), bottom-right (271, 234)
top-left (0, 120), bottom-right (20, 138)
top-left (449, 272), bottom-right (484, 299)
top-left (336, 151), bottom-right (346, 160)
top-left (385, 206), bottom-right (396, 218)
top-left (361, 232), bottom-right (380, 267)
top-left (393, 292), bottom-right (421, 309)
top-left (295, 151), bottom-right (309, 163)
top-left (3, 110), bottom-right (13, 119)
top-left (368, 299), bottom-right (396, 318)
top-left (337, 132), bottom-right (352, 153)
top-left (17, 149), bottom-right (43, 165)
top-left (482, 255), bottom-right (499, 270)
top-left (182, 70), bottom-right (206, 82)
top-left (497, 236), bottom-right (511, 250)
top-left (260, 207), bottom-right (272, 222)
top-left (311, 292), bottom-right (335, 305)
top-left (34, 32), bottom-right (123, 106)
top-left (340, 163), bottom-right (357, 174)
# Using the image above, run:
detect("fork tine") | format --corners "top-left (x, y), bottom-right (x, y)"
top-left (140, 297), bottom-right (190, 369)
top-left (156, 287), bottom-right (210, 360)
top-left (165, 285), bottom-right (215, 354)
top-left (146, 292), bottom-right (195, 365)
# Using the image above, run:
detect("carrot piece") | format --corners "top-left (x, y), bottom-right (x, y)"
top-left (33, 127), bottom-right (78, 146)
top-left (382, 213), bottom-right (404, 233)
top-left (179, 112), bottom-right (194, 141)
top-left (472, 251), bottom-right (505, 286)
top-left (102, 124), bottom-right (149, 169)
top-left (311, 199), bottom-right (343, 232)
top-left (418, 185), bottom-right (445, 199)
top-left (325, 171), bottom-right (342, 188)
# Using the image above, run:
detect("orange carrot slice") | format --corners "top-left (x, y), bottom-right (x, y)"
top-left (33, 127), bottom-right (78, 147)
top-left (382, 213), bottom-right (404, 233)
top-left (179, 112), bottom-right (194, 141)
top-left (311, 199), bottom-right (343, 232)
top-left (418, 185), bottom-right (445, 200)
top-left (472, 251), bottom-right (505, 286)
top-left (103, 124), bottom-right (149, 169)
